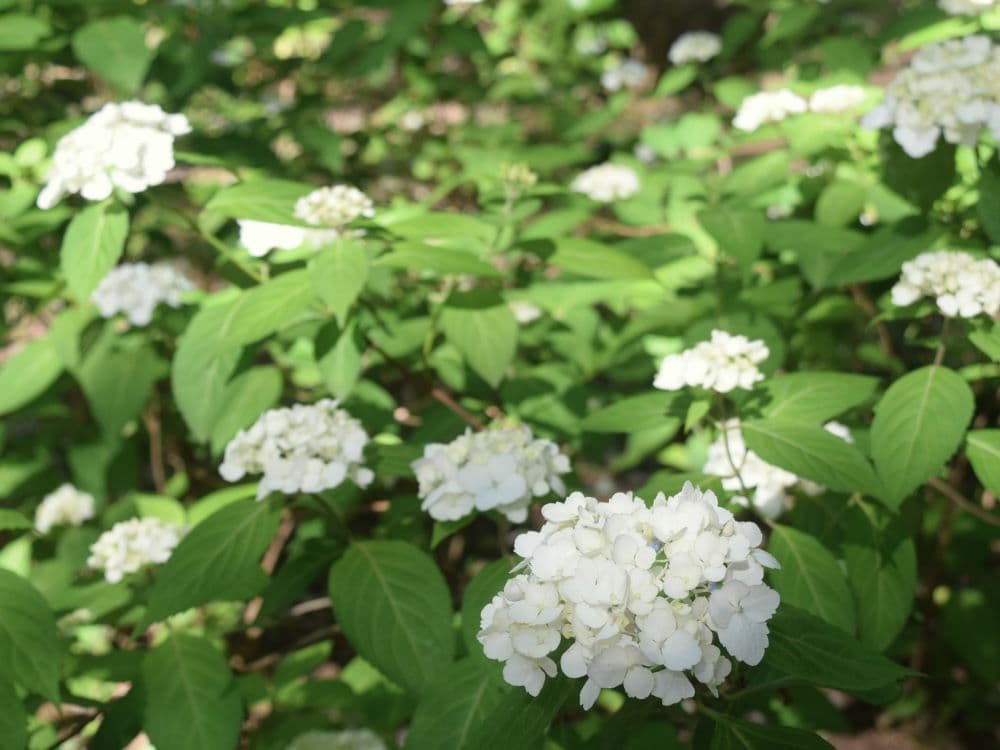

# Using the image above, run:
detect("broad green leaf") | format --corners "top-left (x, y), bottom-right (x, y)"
top-left (969, 323), bottom-right (1000, 362)
top-left (78, 338), bottom-right (160, 436)
top-left (441, 291), bottom-right (518, 388)
top-left (72, 16), bottom-right (153, 94)
top-left (879, 136), bottom-right (955, 211)
top-left (710, 714), bottom-right (833, 750)
top-left (581, 392), bottom-right (679, 433)
top-left (768, 526), bottom-right (856, 633)
top-left (978, 159), bottom-right (1000, 244)
top-left (871, 365), bottom-right (974, 508)
top-left (0, 569), bottom-right (61, 701)
top-left (142, 634), bottom-right (242, 750)
top-left (765, 220), bottom-right (864, 288)
top-left (464, 677), bottom-right (573, 750)
top-left (404, 659), bottom-right (508, 750)
top-left (0, 13), bottom-right (49, 50)
top-left (546, 237), bottom-right (653, 280)
top-left (134, 494), bottom-right (187, 525)
top-left (203, 179), bottom-right (312, 224)
top-left (967, 430), bottom-right (1000, 495)
top-left (461, 557), bottom-right (515, 656)
top-left (741, 419), bottom-right (882, 497)
top-left (310, 239), bottom-right (370, 326)
top-left (141, 500), bottom-right (281, 627)
top-left (0, 509), bottom-right (31, 532)
top-left (60, 202), bottom-right (129, 302)
top-left (824, 221), bottom-right (935, 286)
top-left (384, 212), bottom-right (496, 242)
top-left (328, 541), bottom-right (453, 693)
top-left (374, 244), bottom-right (502, 278)
top-left (845, 539), bottom-right (916, 650)
top-left (815, 180), bottom-right (867, 227)
top-left (761, 372), bottom-right (879, 423)
top-left (0, 677), bottom-right (26, 750)
top-left (699, 207), bottom-right (765, 267)
top-left (317, 320), bottom-right (364, 400)
top-left (209, 366), bottom-right (283, 455)
top-left (763, 605), bottom-right (911, 693)
top-left (0, 335), bottom-right (63, 416)
top-left (186, 484), bottom-right (259, 526)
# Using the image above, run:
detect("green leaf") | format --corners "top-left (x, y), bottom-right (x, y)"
top-left (465, 677), bottom-right (573, 750)
top-left (967, 430), bottom-right (1000, 495)
top-left (317, 320), bottom-right (364, 400)
top-left (60, 202), bottom-right (129, 302)
top-left (546, 237), bottom-right (653, 280)
top-left (970, 323), bottom-right (1000, 362)
top-left (763, 605), bottom-right (911, 693)
top-left (815, 180), bottom-right (867, 227)
top-left (209, 366), bottom-right (284, 456)
top-left (977, 158), bottom-right (1000, 244)
top-left (461, 557), bottom-right (515, 657)
top-left (72, 16), bottom-right (153, 94)
top-left (0, 13), bottom-right (49, 50)
top-left (871, 365), bottom-right (974, 508)
top-left (699, 207), bottom-right (765, 267)
top-left (142, 634), bottom-right (242, 750)
top-left (0, 569), bottom-right (62, 701)
top-left (405, 659), bottom-right (508, 750)
top-left (141, 499), bottom-right (281, 627)
top-left (431, 515), bottom-right (476, 549)
top-left (0, 677), bottom-right (26, 750)
top-left (328, 541), bottom-right (454, 693)
top-left (761, 372), bottom-right (879, 423)
top-left (824, 221), bottom-right (935, 286)
top-left (741, 419), bottom-right (882, 497)
top-left (767, 526), bottom-right (856, 633)
top-left (0, 509), bottom-right (31, 532)
top-left (78, 338), bottom-right (160, 436)
top-left (310, 239), bottom-right (370, 326)
top-left (879, 135), bottom-right (955, 211)
top-left (441, 291), bottom-right (518, 388)
top-left (845, 538), bottom-right (916, 650)
top-left (374, 244), bottom-right (502, 278)
top-left (709, 714), bottom-right (833, 750)
top-left (0, 336), bottom-right (63, 416)
top-left (581, 392), bottom-right (679, 433)
top-left (203, 179), bottom-right (312, 224)
top-left (385, 212), bottom-right (496, 243)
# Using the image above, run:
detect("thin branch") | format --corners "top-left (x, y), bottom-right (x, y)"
top-left (928, 476), bottom-right (1000, 527)
top-left (431, 386), bottom-right (485, 430)
top-left (141, 397), bottom-right (166, 494)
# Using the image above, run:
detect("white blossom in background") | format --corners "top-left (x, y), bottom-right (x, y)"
top-left (510, 300), bottom-right (543, 325)
top-left (733, 89), bottom-right (808, 132)
top-left (890, 250), bottom-right (1000, 318)
top-left (220, 399), bottom-right (373, 499)
top-left (238, 184), bottom-right (375, 257)
top-left (668, 31), bottom-right (722, 65)
top-left (37, 101), bottom-right (190, 209)
top-left (571, 163), bottom-right (640, 202)
top-left (87, 518), bottom-right (186, 583)
top-left (808, 84), bottom-right (867, 114)
top-left (412, 423), bottom-right (570, 523)
top-left (940, 0), bottom-right (996, 14)
top-left (92, 263), bottom-right (194, 326)
top-left (601, 58), bottom-right (650, 92)
top-left (35, 484), bottom-right (96, 534)
top-left (478, 483), bottom-right (781, 707)
top-left (861, 35), bottom-right (1000, 158)
top-left (704, 419), bottom-right (855, 518)
top-left (285, 729), bottom-right (386, 750)
top-left (653, 330), bottom-right (768, 394)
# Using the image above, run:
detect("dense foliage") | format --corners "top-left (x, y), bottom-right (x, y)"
top-left (2, 1), bottom-right (999, 749)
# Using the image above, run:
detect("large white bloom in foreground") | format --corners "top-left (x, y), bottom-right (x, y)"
top-left (478, 483), bottom-right (780, 707)
top-left (220, 399), bottom-right (373, 499)
top-left (940, 0), bottom-right (995, 15)
top-left (35, 484), bottom-right (95, 534)
top-left (861, 35), bottom-right (1000, 157)
top-left (733, 89), bottom-right (807, 132)
top-left (91, 263), bottom-right (193, 326)
top-left (571, 163), bottom-right (640, 202)
top-left (37, 101), bottom-right (190, 209)
top-left (238, 184), bottom-right (375, 257)
top-left (412, 422), bottom-right (570, 523)
top-left (87, 518), bottom-right (186, 583)
top-left (286, 729), bottom-right (385, 750)
top-left (668, 31), bottom-right (722, 65)
top-left (890, 250), bottom-right (1000, 318)
top-left (654, 330), bottom-right (768, 394)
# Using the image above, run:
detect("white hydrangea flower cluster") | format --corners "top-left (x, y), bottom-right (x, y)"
top-left (286, 729), bottom-right (385, 750)
top-left (653, 330), bottom-right (768, 394)
top-left (571, 163), bottom-right (640, 203)
top-left (37, 101), bottom-right (191, 209)
top-left (220, 399), bottom-right (374, 499)
top-left (600, 58), bottom-right (650, 92)
top-left (238, 184), bottom-right (375, 258)
top-left (861, 35), bottom-right (1000, 158)
top-left (412, 423), bottom-right (570, 523)
top-left (478, 484), bottom-right (781, 708)
top-left (890, 250), bottom-right (1000, 318)
top-left (668, 31), bottom-right (722, 65)
top-left (35, 484), bottom-right (96, 534)
top-left (940, 0), bottom-right (995, 15)
top-left (704, 420), bottom-right (854, 519)
top-left (91, 263), bottom-right (194, 326)
top-left (87, 518), bottom-right (186, 584)
top-left (808, 84), bottom-right (867, 114)
top-left (733, 89), bottom-right (808, 132)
